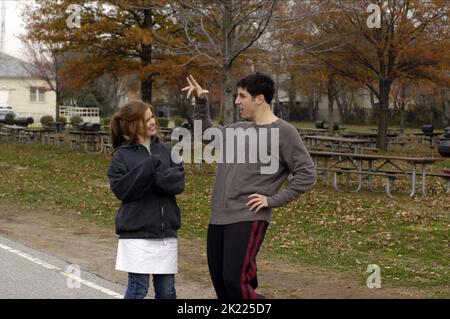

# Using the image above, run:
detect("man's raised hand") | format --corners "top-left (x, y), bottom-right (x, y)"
top-left (181, 75), bottom-right (209, 99)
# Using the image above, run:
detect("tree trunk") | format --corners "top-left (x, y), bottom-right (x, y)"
top-left (369, 91), bottom-right (378, 124)
top-left (222, 0), bottom-right (235, 124)
top-left (288, 92), bottom-right (295, 122)
top-left (313, 94), bottom-right (319, 120)
top-left (377, 80), bottom-right (392, 151)
top-left (442, 97), bottom-right (450, 126)
top-left (55, 91), bottom-right (61, 119)
top-left (327, 75), bottom-right (336, 135)
top-left (223, 65), bottom-right (235, 124)
top-left (274, 51), bottom-right (281, 116)
top-left (400, 100), bottom-right (405, 130)
top-left (274, 68), bottom-right (279, 116)
top-left (140, 9), bottom-right (153, 104)
top-left (335, 93), bottom-right (344, 121)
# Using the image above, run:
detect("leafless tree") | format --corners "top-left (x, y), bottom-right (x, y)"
top-left (173, 0), bottom-right (279, 123)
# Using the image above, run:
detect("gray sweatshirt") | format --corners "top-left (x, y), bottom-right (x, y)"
top-left (194, 97), bottom-right (317, 225)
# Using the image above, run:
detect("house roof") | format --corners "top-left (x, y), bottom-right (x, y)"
top-left (0, 52), bottom-right (36, 78)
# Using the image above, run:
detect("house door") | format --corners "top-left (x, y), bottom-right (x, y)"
top-left (0, 90), bottom-right (9, 107)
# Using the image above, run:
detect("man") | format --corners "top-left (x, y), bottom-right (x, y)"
top-left (182, 73), bottom-right (317, 299)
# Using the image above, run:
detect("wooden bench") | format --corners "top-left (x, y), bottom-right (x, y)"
top-left (70, 138), bottom-right (82, 150)
top-left (42, 134), bottom-right (59, 145)
top-left (0, 131), bottom-right (11, 140)
top-left (309, 145), bottom-right (380, 154)
top-left (43, 134), bottom-right (64, 146)
top-left (316, 167), bottom-right (397, 198)
top-left (356, 146), bottom-right (380, 153)
top-left (17, 131), bottom-right (33, 144)
top-left (72, 138), bottom-right (102, 153)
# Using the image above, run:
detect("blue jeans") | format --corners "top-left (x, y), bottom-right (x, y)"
top-left (124, 273), bottom-right (176, 299)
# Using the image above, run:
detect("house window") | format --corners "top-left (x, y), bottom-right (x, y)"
top-left (30, 87), bottom-right (46, 103)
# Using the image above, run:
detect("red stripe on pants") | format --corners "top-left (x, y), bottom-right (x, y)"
top-left (246, 222), bottom-right (265, 298)
top-left (240, 221), bottom-right (264, 299)
top-left (240, 221), bottom-right (258, 299)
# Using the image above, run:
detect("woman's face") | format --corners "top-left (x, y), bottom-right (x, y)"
top-left (139, 108), bottom-right (157, 140)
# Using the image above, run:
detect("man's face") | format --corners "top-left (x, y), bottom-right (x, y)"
top-left (235, 87), bottom-right (257, 120)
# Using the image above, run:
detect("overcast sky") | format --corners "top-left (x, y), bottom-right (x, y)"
top-left (2, 0), bottom-right (29, 59)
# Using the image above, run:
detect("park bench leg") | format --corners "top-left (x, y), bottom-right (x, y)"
top-left (350, 172), bottom-right (363, 193)
top-left (323, 158), bottom-right (329, 185)
top-left (322, 170), bottom-right (328, 185)
top-left (367, 161), bottom-right (377, 192)
top-left (409, 165), bottom-right (417, 197)
top-left (333, 172), bottom-right (340, 191)
top-left (333, 172), bottom-right (359, 193)
top-left (385, 177), bottom-right (395, 198)
top-left (421, 169), bottom-right (426, 195)
top-left (70, 140), bottom-right (77, 150)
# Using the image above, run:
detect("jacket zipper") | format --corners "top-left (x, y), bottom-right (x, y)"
top-left (147, 143), bottom-right (166, 243)
top-left (161, 204), bottom-right (166, 243)
top-left (147, 143), bottom-right (166, 244)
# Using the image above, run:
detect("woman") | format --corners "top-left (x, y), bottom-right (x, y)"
top-left (107, 100), bottom-right (184, 299)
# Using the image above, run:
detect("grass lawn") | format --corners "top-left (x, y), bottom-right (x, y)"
top-left (0, 140), bottom-right (448, 297)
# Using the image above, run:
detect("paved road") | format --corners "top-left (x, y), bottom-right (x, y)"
top-left (0, 235), bottom-right (126, 299)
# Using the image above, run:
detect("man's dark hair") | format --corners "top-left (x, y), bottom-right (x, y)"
top-left (236, 72), bottom-right (274, 104)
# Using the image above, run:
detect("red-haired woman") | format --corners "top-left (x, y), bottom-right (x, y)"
top-left (107, 100), bottom-right (184, 299)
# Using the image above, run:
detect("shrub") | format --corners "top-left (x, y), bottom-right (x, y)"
top-left (5, 113), bottom-right (15, 125)
top-left (40, 115), bottom-right (54, 128)
top-left (56, 116), bottom-right (67, 123)
top-left (70, 116), bottom-right (83, 128)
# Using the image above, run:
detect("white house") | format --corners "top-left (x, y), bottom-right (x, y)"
top-left (0, 52), bottom-right (56, 123)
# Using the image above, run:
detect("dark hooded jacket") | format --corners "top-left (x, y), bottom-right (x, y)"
top-left (107, 138), bottom-right (184, 239)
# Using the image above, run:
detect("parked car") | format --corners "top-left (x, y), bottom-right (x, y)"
top-left (0, 109), bottom-right (17, 124)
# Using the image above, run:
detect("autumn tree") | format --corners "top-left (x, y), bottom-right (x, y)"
top-left (22, 0), bottom-right (193, 111)
top-left (292, 0), bottom-right (450, 150)
top-left (256, 1), bottom-right (348, 130)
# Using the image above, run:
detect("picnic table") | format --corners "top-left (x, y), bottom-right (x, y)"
top-left (342, 131), bottom-right (402, 148)
top-left (68, 130), bottom-right (109, 153)
top-left (410, 132), bottom-right (444, 154)
top-left (2, 125), bottom-right (56, 144)
top-left (297, 128), bottom-right (328, 136)
top-left (309, 150), bottom-right (445, 197)
top-left (3, 124), bottom-right (26, 131)
top-left (2, 125), bottom-right (27, 142)
top-left (25, 128), bottom-right (55, 143)
top-left (370, 128), bottom-right (404, 135)
top-left (304, 135), bottom-right (373, 153)
top-left (342, 131), bottom-right (398, 139)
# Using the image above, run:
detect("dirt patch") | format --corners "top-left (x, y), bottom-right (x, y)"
top-left (0, 204), bottom-right (431, 298)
